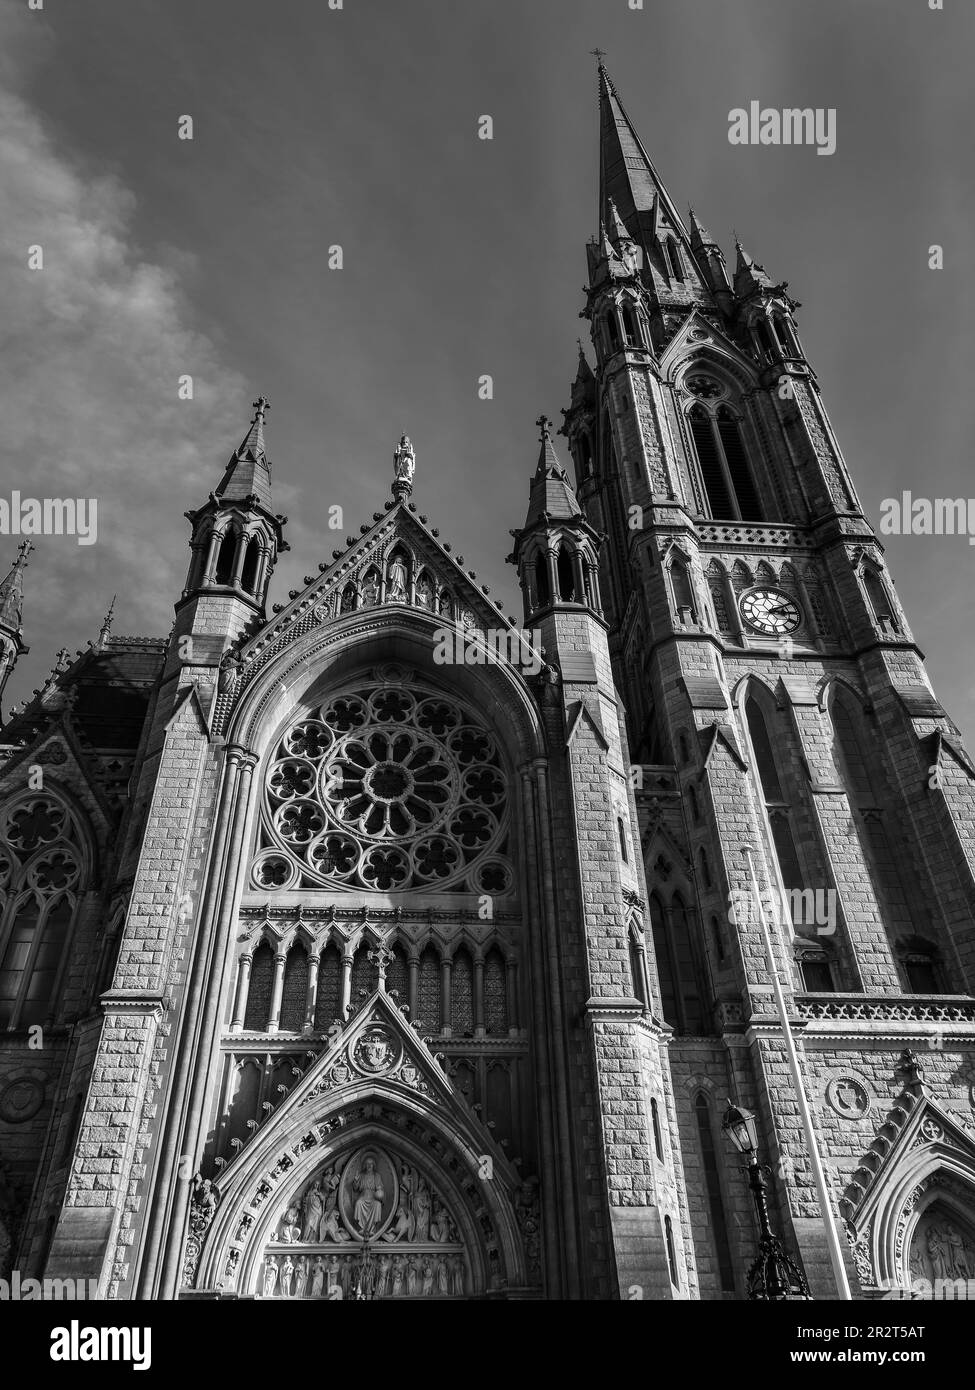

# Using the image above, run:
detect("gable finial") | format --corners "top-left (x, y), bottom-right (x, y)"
top-left (392, 433), bottom-right (416, 501)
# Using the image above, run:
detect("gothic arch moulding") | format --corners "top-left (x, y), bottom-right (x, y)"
top-left (188, 993), bottom-right (532, 1300)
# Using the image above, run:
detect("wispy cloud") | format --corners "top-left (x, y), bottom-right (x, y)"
top-left (0, 2), bottom-right (245, 704)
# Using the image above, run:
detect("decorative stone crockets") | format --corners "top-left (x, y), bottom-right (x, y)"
top-left (840, 1054), bottom-right (975, 1292)
top-left (184, 990), bottom-right (530, 1298)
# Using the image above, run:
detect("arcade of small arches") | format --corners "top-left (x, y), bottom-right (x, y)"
top-left (188, 515), bottom-right (272, 601)
top-left (232, 926), bottom-right (517, 1040)
top-left (335, 544), bottom-right (460, 621)
top-left (520, 534), bottom-right (601, 615)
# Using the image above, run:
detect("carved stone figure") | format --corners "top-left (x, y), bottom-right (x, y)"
top-left (450, 1254), bottom-right (465, 1296)
top-left (280, 1255), bottom-right (295, 1297)
top-left (374, 1253), bottom-right (392, 1297)
top-left (387, 556), bottom-right (408, 603)
top-left (279, 1204), bottom-right (301, 1244)
top-left (406, 1254), bottom-right (418, 1295)
top-left (361, 572), bottom-right (380, 607)
top-left (391, 1255), bottom-right (405, 1297)
top-left (393, 434), bottom-right (416, 483)
top-left (430, 1199), bottom-right (451, 1243)
top-left (352, 1155), bottom-right (386, 1236)
top-left (326, 1253), bottom-right (342, 1296)
top-left (436, 1256), bottom-right (449, 1295)
top-left (413, 1178), bottom-right (431, 1241)
top-left (301, 1181), bottom-right (324, 1242)
top-left (926, 1224), bottom-right (951, 1280)
top-left (310, 1256), bottom-right (326, 1298)
top-left (421, 1258), bottom-right (435, 1295)
top-left (415, 575), bottom-right (433, 609)
top-left (263, 1256), bottom-right (278, 1297)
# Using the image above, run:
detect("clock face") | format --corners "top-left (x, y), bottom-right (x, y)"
top-left (739, 587), bottom-right (802, 635)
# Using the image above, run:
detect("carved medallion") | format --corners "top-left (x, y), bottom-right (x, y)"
top-left (352, 1025), bottom-right (400, 1076)
top-left (0, 1077), bottom-right (45, 1124)
top-left (826, 1077), bottom-right (870, 1119)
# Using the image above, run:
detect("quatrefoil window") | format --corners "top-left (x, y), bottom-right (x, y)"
top-left (254, 682), bottom-right (513, 894)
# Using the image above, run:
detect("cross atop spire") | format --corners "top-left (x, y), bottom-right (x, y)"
top-left (214, 393), bottom-right (274, 508)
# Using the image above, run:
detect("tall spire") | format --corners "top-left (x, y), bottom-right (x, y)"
top-left (215, 394), bottom-right (273, 507)
top-left (524, 415), bottom-right (582, 527)
top-left (596, 55), bottom-right (689, 248)
top-left (0, 540), bottom-right (33, 636)
top-left (97, 594), bottom-right (117, 649)
top-left (0, 540), bottom-right (32, 723)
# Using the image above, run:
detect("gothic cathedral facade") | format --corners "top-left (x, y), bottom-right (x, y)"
top-left (1, 63), bottom-right (974, 1301)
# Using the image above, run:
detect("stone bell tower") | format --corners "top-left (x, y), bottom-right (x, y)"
top-left (555, 56), bottom-right (975, 1299)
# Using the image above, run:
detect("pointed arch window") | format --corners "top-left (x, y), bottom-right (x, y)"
top-left (649, 893), bottom-right (709, 1035)
top-left (745, 694), bottom-right (820, 934)
top-left (451, 947), bottom-right (474, 1035)
top-left (556, 547), bottom-right (576, 602)
top-left (664, 1215), bottom-right (680, 1287)
top-left (650, 1097), bottom-right (664, 1162)
top-left (688, 405), bottom-right (764, 521)
top-left (313, 943), bottom-right (342, 1031)
top-left (628, 928), bottom-right (647, 1007)
top-left (534, 554), bottom-right (551, 608)
top-left (214, 529), bottom-right (237, 585)
top-left (605, 312), bottom-right (621, 354)
top-left (830, 691), bottom-right (916, 947)
top-left (278, 941), bottom-right (308, 1032)
top-left (862, 565), bottom-right (898, 634)
top-left (621, 305), bottom-right (640, 346)
top-left (694, 1093), bottom-right (736, 1292)
top-left (666, 238), bottom-right (685, 282)
top-left (243, 942), bottom-right (274, 1031)
top-left (618, 816), bottom-right (629, 865)
top-left (240, 538), bottom-right (260, 595)
top-left (669, 555), bottom-right (696, 625)
top-left (0, 797), bottom-right (86, 1031)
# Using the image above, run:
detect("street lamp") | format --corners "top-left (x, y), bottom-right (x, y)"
top-left (722, 1100), bottom-right (812, 1301)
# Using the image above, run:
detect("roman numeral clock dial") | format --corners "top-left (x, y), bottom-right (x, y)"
top-left (739, 586), bottom-right (802, 635)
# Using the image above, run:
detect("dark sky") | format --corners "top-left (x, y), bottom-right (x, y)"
top-left (2, 0), bottom-right (973, 738)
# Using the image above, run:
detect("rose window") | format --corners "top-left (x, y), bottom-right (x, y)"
top-left (253, 680), bottom-right (512, 893)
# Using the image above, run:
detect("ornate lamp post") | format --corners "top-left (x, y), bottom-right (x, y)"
top-left (722, 1100), bottom-right (811, 1301)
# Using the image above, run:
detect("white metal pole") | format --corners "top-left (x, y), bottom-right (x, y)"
top-left (743, 846), bottom-right (852, 1300)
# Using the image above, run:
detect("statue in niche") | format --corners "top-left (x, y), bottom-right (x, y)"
top-left (361, 572), bottom-right (380, 607)
top-left (301, 1180), bottom-right (324, 1242)
top-left (406, 1254), bottom-right (419, 1295)
top-left (415, 574), bottom-right (433, 609)
top-left (310, 1256), bottom-right (326, 1298)
top-left (326, 1252), bottom-right (342, 1294)
top-left (263, 1256), bottom-right (279, 1297)
top-left (436, 1256), bottom-right (449, 1295)
top-left (430, 1200), bottom-right (452, 1243)
top-left (390, 1255), bottom-right (406, 1297)
top-left (279, 1204), bottom-right (301, 1244)
top-left (926, 1224), bottom-right (952, 1281)
top-left (352, 1154), bottom-right (386, 1236)
top-left (413, 1178), bottom-right (431, 1241)
top-left (295, 1255), bottom-right (308, 1297)
top-left (438, 591), bottom-right (452, 619)
top-left (374, 1253), bottom-right (392, 1297)
top-left (421, 1258), bottom-right (435, 1296)
top-left (387, 555), bottom-right (408, 603)
top-left (948, 1226), bottom-right (975, 1277)
top-left (340, 584), bottom-right (356, 615)
top-left (449, 1254), bottom-right (465, 1296)
top-left (280, 1255), bottom-right (295, 1297)
top-left (340, 1253), bottom-right (355, 1298)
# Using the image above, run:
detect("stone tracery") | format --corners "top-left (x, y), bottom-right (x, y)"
top-left (252, 679), bottom-right (513, 895)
